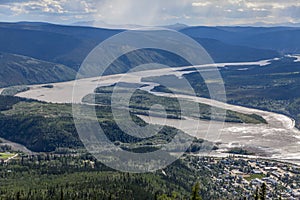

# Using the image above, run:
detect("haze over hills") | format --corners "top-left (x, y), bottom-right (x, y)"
top-left (71, 20), bottom-right (144, 29)
top-left (239, 22), bottom-right (300, 27)
top-left (72, 21), bottom-right (188, 30)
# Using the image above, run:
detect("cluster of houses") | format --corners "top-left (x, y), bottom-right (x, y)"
top-left (187, 156), bottom-right (300, 199)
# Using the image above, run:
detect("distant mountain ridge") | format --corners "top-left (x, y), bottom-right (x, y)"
top-left (195, 38), bottom-right (278, 63)
top-left (71, 21), bottom-right (188, 30)
top-left (0, 22), bottom-right (282, 65)
top-left (180, 26), bottom-right (300, 53)
top-left (1, 21), bottom-right (298, 87)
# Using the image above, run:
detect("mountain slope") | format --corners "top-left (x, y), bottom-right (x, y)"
top-left (180, 26), bottom-right (300, 53)
top-left (242, 30), bottom-right (300, 53)
top-left (0, 52), bottom-right (76, 87)
top-left (0, 27), bottom-right (89, 69)
top-left (0, 22), bottom-right (282, 74)
top-left (196, 38), bottom-right (279, 62)
top-left (0, 22), bottom-right (121, 69)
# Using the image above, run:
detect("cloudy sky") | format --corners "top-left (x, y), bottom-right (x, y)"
top-left (0, 0), bottom-right (299, 26)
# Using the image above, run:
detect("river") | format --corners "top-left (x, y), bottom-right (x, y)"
top-left (4, 58), bottom-right (299, 164)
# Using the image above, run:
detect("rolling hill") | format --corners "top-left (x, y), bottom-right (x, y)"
top-left (195, 38), bottom-right (278, 62)
top-left (0, 52), bottom-right (76, 87)
top-left (0, 22), bottom-right (282, 74)
top-left (3, 22), bottom-right (300, 89)
top-left (180, 26), bottom-right (300, 53)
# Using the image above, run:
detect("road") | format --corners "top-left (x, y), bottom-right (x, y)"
top-left (4, 153), bottom-right (18, 163)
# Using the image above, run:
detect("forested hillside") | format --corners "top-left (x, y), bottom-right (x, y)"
top-left (0, 52), bottom-right (76, 87)
top-left (0, 22), bottom-right (284, 88)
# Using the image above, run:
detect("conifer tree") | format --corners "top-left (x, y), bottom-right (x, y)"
top-left (260, 183), bottom-right (267, 200)
top-left (191, 182), bottom-right (202, 200)
top-left (254, 187), bottom-right (259, 200)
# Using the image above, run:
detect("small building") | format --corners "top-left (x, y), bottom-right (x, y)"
top-left (252, 169), bottom-right (263, 174)
top-left (292, 191), bottom-right (300, 198)
top-left (262, 177), bottom-right (277, 186)
top-left (271, 171), bottom-right (280, 178)
top-left (251, 178), bottom-right (264, 186)
top-left (264, 166), bottom-right (278, 171)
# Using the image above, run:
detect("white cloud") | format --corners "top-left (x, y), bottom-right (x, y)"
top-left (252, 7), bottom-right (266, 11)
top-left (0, 0), bottom-right (300, 26)
top-left (272, 3), bottom-right (286, 9)
top-left (192, 2), bottom-right (211, 7)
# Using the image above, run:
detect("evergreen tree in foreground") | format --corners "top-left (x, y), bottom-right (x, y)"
top-left (254, 182), bottom-right (267, 200)
top-left (259, 183), bottom-right (267, 200)
top-left (191, 182), bottom-right (202, 200)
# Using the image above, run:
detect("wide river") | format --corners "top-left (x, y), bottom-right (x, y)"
top-left (6, 58), bottom-right (300, 164)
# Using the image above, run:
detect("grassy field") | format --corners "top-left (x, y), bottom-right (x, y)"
top-left (244, 174), bottom-right (266, 182)
top-left (0, 152), bottom-right (15, 160)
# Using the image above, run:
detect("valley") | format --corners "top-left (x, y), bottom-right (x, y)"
top-left (3, 57), bottom-right (299, 165)
top-left (0, 20), bottom-right (300, 199)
